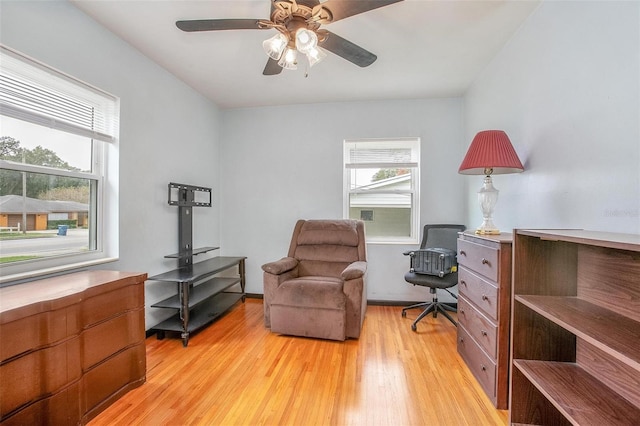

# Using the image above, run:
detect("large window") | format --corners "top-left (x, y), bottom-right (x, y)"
top-left (343, 138), bottom-right (420, 243)
top-left (0, 45), bottom-right (119, 283)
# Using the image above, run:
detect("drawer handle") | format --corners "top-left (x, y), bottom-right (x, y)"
top-left (481, 365), bottom-right (487, 371)
top-left (460, 280), bottom-right (467, 286)
top-left (459, 250), bottom-right (467, 256)
top-left (460, 308), bottom-right (465, 314)
top-left (481, 330), bottom-right (488, 336)
top-left (481, 258), bottom-right (491, 266)
top-left (482, 294), bottom-right (488, 301)
top-left (460, 337), bottom-right (464, 343)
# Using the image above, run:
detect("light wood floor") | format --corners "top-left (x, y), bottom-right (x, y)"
top-left (89, 299), bottom-right (508, 426)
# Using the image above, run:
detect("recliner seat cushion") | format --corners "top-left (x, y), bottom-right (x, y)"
top-left (270, 276), bottom-right (348, 341)
top-left (271, 277), bottom-right (346, 310)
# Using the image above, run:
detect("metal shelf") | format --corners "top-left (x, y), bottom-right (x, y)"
top-left (149, 256), bottom-right (246, 346)
top-left (163, 246), bottom-right (219, 259)
top-left (149, 256), bottom-right (246, 284)
top-left (151, 277), bottom-right (241, 309)
top-left (152, 292), bottom-right (243, 334)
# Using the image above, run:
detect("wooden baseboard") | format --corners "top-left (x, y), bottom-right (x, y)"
top-left (245, 293), bottom-right (263, 299)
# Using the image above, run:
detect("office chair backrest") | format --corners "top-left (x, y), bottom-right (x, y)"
top-left (421, 224), bottom-right (466, 250)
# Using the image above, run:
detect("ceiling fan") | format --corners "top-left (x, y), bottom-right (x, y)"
top-left (176, 0), bottom-right (404, 75)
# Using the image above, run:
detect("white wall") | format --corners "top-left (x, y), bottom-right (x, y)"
top-left (464, 0), bottom-right (640, 234)
top-left (12, 0), bottom-right (636, 329)
top-left (1, 1), bottom-right (222, 328)
top-left (219, 99), bottom-right (466, 302)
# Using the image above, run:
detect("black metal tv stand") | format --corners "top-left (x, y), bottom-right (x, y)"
top-left (149, 183), bottom-right (246, 347)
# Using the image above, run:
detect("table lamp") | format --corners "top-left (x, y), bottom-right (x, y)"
top-left (459, 130), bottom-right (524, 235)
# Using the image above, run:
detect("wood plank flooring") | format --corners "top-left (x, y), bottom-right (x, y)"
top-left (89, 299), bottom-right (508, 425)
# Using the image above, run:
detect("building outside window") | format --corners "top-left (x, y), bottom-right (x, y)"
top-left (343, 138), bottom-right (420, 243)
top-left (0, 45), bottom-right (119, 283)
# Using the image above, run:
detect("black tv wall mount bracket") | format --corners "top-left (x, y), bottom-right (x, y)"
top-left (166, 182), bottom-right (217, 267)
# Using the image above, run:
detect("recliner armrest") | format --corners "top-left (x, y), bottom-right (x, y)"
top-left (262, 257), bottom-right (298, 275)
top-left (341, 261), bottom-right (367, 280)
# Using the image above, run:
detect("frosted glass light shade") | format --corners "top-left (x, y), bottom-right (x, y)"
top-left (263, 33), bottom-right (288, 60)
top-left (278, 47), bottom-right (298, 70)
top-left (295, 28), bottom-right (318, 53)
top-left (305, 47), bottom-right (326, 67)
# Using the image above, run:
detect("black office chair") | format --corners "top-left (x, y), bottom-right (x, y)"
top-left (401, 224), bottom-right (466, 331)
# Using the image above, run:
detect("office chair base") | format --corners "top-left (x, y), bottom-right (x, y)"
top-left (402, 297), bottom-right (457, 331)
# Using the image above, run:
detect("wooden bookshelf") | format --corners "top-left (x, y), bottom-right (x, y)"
top-left (510, 229), bottom-right (640, 425)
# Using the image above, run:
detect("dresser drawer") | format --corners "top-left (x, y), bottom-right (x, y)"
top-left (458, 266), bottom-right (499, 321)
top-left (82, 308), bottom-right (145, 370)
top-left (457, 238), bottom-right (499, 282)
top-left (458, 325), bottom-right (497, 400)
top-left (0, 337), bottom-right (81, 418)
top-left (458, 295), bottom-right (498, 359)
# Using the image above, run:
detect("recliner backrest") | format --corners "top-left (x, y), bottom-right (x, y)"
top-left (288, 219), bottom-right (366, 278)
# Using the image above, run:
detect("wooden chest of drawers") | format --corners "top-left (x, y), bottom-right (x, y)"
top-left (456, 232), bottom-right (512, 409)
top-left (0, 270), bottom-right (147, 425)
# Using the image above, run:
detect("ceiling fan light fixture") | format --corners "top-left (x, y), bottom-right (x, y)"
top-left (295, 28), bottom-right (318, 53)
top-left (177, 0), bottom-right (406, 75)
top-left (262, 32), bottom-right (288, 60)
top-left (305, 46), bottom-right (326, 67)
top-left (278, 47), bottom-right (298, 70)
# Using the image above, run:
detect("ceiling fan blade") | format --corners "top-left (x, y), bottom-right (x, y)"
top-left (319, 0), bottom-right (403, 23)
top-left (263, 58), bottom-right (283, 76)
top-left (297, 0), bottom-right (321, 7)
top-left (319, 31), bottom-right (377, 67)
top-left (176, 19), bottom-right (263, 32)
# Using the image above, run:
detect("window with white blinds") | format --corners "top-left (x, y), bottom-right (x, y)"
top-left (344, 138), bottom-right (420, 243)
top-left (0, 45), bottom-right (118, 143)
top-left (0, 45), bottom-right (119, 284)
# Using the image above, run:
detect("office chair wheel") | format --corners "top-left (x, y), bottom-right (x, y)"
top-left (411, 324), bottom-right (417, 332)
top-left (402, 310), bottom-right (407, 318)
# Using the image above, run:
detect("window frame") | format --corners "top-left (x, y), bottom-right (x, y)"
top-left (343, 137), bottom-right (420, 244)
top-left (0, 45), bottom-right (118, 285)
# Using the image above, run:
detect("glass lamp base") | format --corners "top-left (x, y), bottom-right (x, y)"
top-left (475, 227), bottom-right (501, 235)
top-left (476, 175), bottom-right (501, 235)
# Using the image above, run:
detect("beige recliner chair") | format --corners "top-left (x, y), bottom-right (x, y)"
top-left (262, 219), bottom-right (367, 341)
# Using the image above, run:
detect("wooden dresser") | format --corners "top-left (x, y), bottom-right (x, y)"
top-left (510, 229), bottom-right (640, 425)
top-left (0, 270), bottom-right (147, 425)
top-left (456, 232), bottom-right (512, 409)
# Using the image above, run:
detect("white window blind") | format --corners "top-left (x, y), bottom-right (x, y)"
top-left (0, 45), bottom-right (118, 143)
top-left (345, 138), bottom-right (419, 169)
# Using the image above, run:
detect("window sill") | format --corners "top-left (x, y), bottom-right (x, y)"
top-left (0, 257), bottom-right (119, 286)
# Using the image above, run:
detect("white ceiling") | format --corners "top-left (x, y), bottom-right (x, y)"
top-left (71, 0), bottom-right (539, 109)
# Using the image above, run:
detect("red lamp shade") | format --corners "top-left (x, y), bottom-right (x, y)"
top-left (459, 130), bottom-right (524, 175)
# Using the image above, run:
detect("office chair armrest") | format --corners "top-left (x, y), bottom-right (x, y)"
top-left (342, 261), bottom-right (367, 280)
top-left (403, 250), bottom-right (414, 256)
top-left (262, 257), bottom-right (298, 275)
